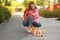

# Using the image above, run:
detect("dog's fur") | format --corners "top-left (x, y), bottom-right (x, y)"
top-left (29, 26), bottom-right (44, 37)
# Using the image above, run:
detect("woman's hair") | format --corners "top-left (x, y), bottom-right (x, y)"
top-left (24, 1), bottom-right (37, 13)
top-left (27, 1), bottom-right (37, 10)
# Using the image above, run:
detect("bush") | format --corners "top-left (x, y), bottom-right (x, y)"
top-left (5, 6), bottom-right (15, 13)
top-left (53, 9), bottom-right (60, 19)
top-left (52, 9), bottom-right (58, 17)
top-left (39, 9), bottom-right (53, 18)
top-left (0, 6), bottom-right (11, 23)
top-left (39, 8), bottom-right (60, 20)
top-left (0, 13), bottom-right (5, 23)
top-left (3, 8), bottom-right (11, 20)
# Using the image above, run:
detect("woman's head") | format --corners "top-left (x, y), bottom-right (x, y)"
top-left (28, 1), bottom-right (36, 10)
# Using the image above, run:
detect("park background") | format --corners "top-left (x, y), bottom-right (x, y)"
top-left (0, 0), bottom-right (60, 40)
top-left (0, 0), bottom-right (60, 23)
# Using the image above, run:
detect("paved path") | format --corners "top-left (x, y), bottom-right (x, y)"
top-left (0, 12), bottom-right (60, 40)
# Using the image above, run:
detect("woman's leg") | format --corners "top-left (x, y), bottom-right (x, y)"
top-left (27, 16), bottom-right (33, 27)
top-left (27, 16), bottom-right (33, 32)
top-left (23, 16), bottom-right (33, 27)
top-left (32, 22), bottom-right (41, 27)
top-left (23, 16), bottom-right (33, 32)
top-left (23, 20), bottom-right (28, 26)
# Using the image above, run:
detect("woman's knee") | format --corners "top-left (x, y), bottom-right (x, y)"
top-left (37, 23), bottom-right (41, 27)
top-left (32, 22), bottom-right (41, 27)
top-left (27, 16), bottom-right (33, 23)
top-left (28, 16), bottom-right (33, 20)
top-left (23, 21), bottom-right (28, 26)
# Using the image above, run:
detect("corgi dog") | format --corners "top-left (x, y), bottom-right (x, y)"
top-left (29, 26), bottom-right (44, 37)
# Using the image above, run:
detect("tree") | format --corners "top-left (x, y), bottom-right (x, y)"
top-left (0, 0), bottom-right (2, 4)
top-left (22, 0), bottom-right (28, 7)
top-left (44, 0), bottom-right (50, 6)
top-left (0, 0), bottom-right (5, 5)
top-left (5, 0), bottom-right (11, 6)
top-left (36, 0), bottom-right (44, 6)
top-left (58, 0), bottom-right (60, 4)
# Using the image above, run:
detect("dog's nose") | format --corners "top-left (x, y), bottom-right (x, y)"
top-left (41, 35), bottom-right (43, 37)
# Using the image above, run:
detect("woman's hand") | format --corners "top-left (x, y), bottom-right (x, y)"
top-left (31, 14), bottom-right (36, 16)
top-left (30, 11), bottom-right (35, 16)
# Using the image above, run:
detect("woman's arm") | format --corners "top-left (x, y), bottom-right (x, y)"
top-left (23, 9), bottom-right (28, 20)
top-left (33, 8), bottom-right (40, 23)
top-left (31, 8), bottom-right (39, 16)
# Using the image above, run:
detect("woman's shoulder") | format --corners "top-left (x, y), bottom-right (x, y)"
top-left (35, 7), bottom-right (39, 11)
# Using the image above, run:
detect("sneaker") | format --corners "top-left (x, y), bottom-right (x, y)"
top-left (27, 28), bottom-right (30, 33)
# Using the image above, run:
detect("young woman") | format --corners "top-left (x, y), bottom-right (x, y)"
top-left (23, 1), bottom-right (41, 32)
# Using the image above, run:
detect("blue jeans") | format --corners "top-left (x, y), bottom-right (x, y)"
top-left (23, 16), bottom-right (41, 27)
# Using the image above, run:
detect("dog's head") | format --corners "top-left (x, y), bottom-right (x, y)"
top-left (34, 29), bottom-right (44, 37)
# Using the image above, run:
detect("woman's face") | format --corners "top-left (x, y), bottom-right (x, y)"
top-left (31, 4), bottom-right (35, 9)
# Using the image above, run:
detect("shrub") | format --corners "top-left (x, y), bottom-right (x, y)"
top-left (0, 13), bottom-right (5, 23)
top-left (39, 9), bottom-right (53, 18)
top-left (5, 6), bottom-right (15, 13)
top-left (0, 6), bottom-right (11, 23)
top-left (39, 8), bottom-right (60, 20)
top-left (52, 9), bottom-right (58, 17)
top-left (57, 10), bottom-right (60, 19)
top-left (3, 8), bottom-right (11, 20)
top-left (54, 9), bottom-right (60, 19)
